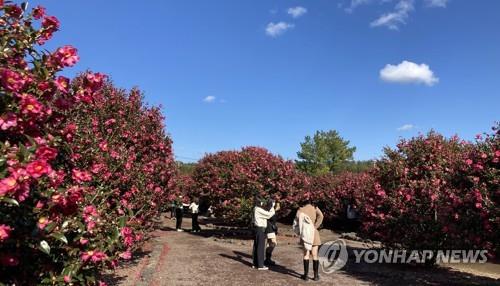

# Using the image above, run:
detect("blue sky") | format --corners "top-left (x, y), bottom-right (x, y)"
top-left (31, 0), bottom-right (500, 161)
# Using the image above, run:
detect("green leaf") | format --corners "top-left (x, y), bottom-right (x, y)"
top-left (51, 233), bottom-right (68, 244)
top-left (45, 222), bottom-right (57, 233)
top-left (1, 197), bottom-right (19, 206)
top-left (39, 240), bottom-right (50, 255)
top-left (118, 216), bottom-right (126, 228)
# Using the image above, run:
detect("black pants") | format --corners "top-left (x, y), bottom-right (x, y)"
top-left (175, 208), bottom-right (183, 230)
top-left (192, 213), bottom-right (200, 231)
top-left (252, 227), bottom-right (266, 268)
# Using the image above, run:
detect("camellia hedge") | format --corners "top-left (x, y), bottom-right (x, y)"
top-left (192, 146), bottom-right (308, 222)
top-left (306, 172), bottom-right (373, 223)
top-left (361, 128), bottom-right (499, 258)
top-left (189, 127), bottom-right (498, 259)
top-left (0, 4), bottom-right (175, 285)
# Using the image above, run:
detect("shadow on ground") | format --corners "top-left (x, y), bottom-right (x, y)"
top-left (100, 249), bottom-right (152, 285)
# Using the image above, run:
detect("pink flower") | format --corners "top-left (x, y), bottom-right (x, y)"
top-left (475, 202), bottom-right (482, 209)
top-left (120, 227), bottom-right (134, 247)
top-left (42, 15), bottom-right (60, 30)
top-left (54, 76), bottom-right (70, 93)
top-left (119, 250), bottom-right (132, 260)
top-left (52, 45), bottom-right (79, 67)
top-left (64, 276), bottom-right (71, 283)
top-left (1, 69), bottom-right (26, 92)
top-left (33, 6), bottom-right (46, 19)
top-left (20, 94), bottom-right (44, 115)
top-left (81, 250), bottom-right (107, 263)
top-left (465, 159), bottom-right (473, 165)
top-left (79, 238), bottom-right (89, 245)
top-left (99, 282), bottom-right (108, 286)
top-left (495, 150), bottom-right (500, 157)
top-left (0, 177), bottom-right (18, 195)
top-left (85, 72), bottom-right (107, 91)
top-left (104, 118), bottom-right (116, 126)
top-left (430, 194), bottom-right (438, 202)
top-left (0, 112), bottom-right (17, 130)
top-left (37, 217), bottom-right (50, 230)
top-left (99, 141), bottom-right (108, 152)
top-left (0, 225), bottom-right (12, 242)
top-left (72, 169), bottom-right (92, 183)
top-left (35, 146), bottom-right (58, 161)
top-left (26, 160), bottom-right (52, 178)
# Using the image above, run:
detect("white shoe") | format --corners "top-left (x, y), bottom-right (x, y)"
top-left (257, 267), bottom-right (268, 270)
top-left (177, 229), bottom-right (184, 232)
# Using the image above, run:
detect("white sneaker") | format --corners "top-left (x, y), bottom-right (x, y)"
top-left (257, 267), bottom-right (268, 270)
top-left (176, 229), bottom-right (184, 232)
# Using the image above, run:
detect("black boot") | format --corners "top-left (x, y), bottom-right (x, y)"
top-left (313, 260), bottom-right (320, 281)
top-left (301, 259), bottom-right (309, 281)
top-left (265, 248), bottom-right (276, 266)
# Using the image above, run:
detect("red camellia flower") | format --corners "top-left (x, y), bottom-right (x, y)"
top-left (54, 76), bottom-right (70, 93)
top-left (81, 250), bottom-right (107, 263)
top-left (72, 169), bottom-right (92, 182)
top-left (0, 112), bottom-right (17, 130)
top-left (0, 177), bottom-right (18, 195)
top-left (52, 45), bottom-right (79, 67)
top-left (33, 6), bottom-right (46, 19)
top-left (37, 217), bottom-right (50, 230)
top-left (0, 224), bottom-right (12, 242)
top-left (119, 250), bottom-right (132, 260)
top-left (35, 146), bottom-right (58, 161)
top-left (26, 160), bottom-right (52, 178)
top-left (1, 69), bottom-right (27, 92)
top-left (20, 94), bottom-right (44, 116)
top-left (98, 141), bottom-right (108, 152)
top-left (42, 15), bottom-right (60, 30)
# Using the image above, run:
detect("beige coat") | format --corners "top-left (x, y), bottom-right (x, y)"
top-left (296, 204), bottom-right (324, 246)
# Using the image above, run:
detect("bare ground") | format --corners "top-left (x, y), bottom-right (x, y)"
top-left (103, 215), bottom-right (500, 286)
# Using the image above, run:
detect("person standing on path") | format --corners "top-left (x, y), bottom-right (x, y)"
top-left (189, 197), bottom-right (201, 232)
top-left (175, 195), bottom-right (189, 232)
top-left (294, 200), bottom-right (324, 281)
top-left (264, 200), bottom-right (280, 266)
top-left (252, 195), bottom-right (275, 270)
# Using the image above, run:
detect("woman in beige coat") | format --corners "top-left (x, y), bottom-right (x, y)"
top-left (296, 200), bottom-right (324, 281)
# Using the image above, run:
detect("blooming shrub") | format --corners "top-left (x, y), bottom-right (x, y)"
top-left (307, 172), bottom-right (373, 222)
top-left (0, 3), bottom-right (174, 284)
top-left (360, 129), bottom-right (499, 259)
top-left (192, 147), bottom-right (308, 222)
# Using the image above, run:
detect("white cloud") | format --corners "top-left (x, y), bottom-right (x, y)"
top-left (265, 22), bottom-right (294, 37)
top-left (380, 60), bottom-right (439, 86)
top-left (345, 0), bottom-right (371, 13)
top-left (425, 0), bottom-right (449, 8)
top-left (287, 6), bottom-right (307, 18)
top-left (203, 96), bottom-right (216, 103)
top-left (397, 124), bottom-right (415, 131)
top-left (370, 0), bottom-right (414, 30)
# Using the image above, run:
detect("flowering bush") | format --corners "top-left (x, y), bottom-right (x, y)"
top-left (0, 3), bottom-right (174, 284)
top-left (307, 172), bottom-right (373, 222)
top-left (360, 128), bottom-right (499, 258)
top-left (192, 147), bottom-right (308, 222)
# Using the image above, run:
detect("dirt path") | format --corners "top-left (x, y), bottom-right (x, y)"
top-left (104, 216), bottom-right (500, 286)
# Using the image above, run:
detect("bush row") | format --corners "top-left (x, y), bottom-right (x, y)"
top-left (187, 126), bottom-right (499, 258)
top-left (0, 4), bottom-right (175, 285)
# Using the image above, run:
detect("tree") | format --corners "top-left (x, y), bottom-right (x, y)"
top-left (296, 130), bottom-right (356, 175)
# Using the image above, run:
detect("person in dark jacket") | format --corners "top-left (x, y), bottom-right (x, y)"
top-left (252, 195), bottom-right (275, 270)
top-left (264, 200), bottom-right (280, 266)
